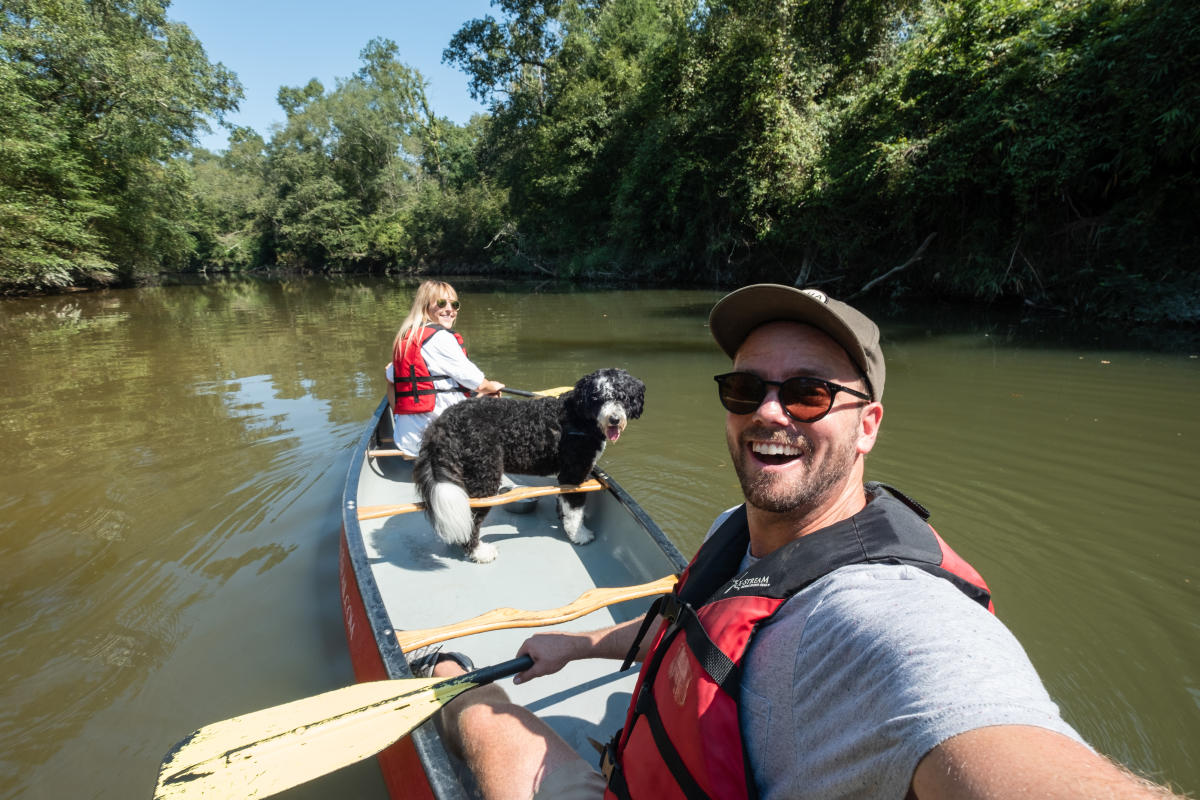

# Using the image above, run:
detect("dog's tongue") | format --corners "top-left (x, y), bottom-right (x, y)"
top-left (606, 426), bottom-right (621, 442)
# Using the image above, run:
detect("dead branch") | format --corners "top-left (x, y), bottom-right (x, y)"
top-left (851, 233), bottom-right (937, 298)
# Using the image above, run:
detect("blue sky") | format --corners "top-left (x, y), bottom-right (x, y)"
top-left (167, 0), bottom-right (498, 152)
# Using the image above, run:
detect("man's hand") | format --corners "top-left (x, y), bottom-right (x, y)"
top-left (512, 618), bottom-right (648, 685)
top-left (513, 632), bottom-right (593, 684)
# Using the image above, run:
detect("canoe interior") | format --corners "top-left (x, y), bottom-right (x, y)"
top-left (343, 399), bottom-right (687, 798)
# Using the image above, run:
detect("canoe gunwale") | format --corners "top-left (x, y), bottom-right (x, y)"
top-left (340, 397), bottom-right (687, 799)
top-left (342, 399), bottom-right (468, 799)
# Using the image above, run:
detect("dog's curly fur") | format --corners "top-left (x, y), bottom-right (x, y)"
top-left (413, 368), bottom-right (646, 562)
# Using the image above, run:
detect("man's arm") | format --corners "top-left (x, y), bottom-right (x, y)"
top-left (513, 617), bottom-right (648, 684)
top-left (913, 725), bottom-right (1185, 799)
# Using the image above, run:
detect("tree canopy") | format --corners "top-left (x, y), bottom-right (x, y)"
top-left (3, 0), bottom-right (1197, 320)
top-left (1, 0), bottom-right (240, 290)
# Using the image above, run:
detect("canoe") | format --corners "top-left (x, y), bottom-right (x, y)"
top-left (339, 398), bottom-right (688, 799)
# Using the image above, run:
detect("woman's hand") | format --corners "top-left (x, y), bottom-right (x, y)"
top-left (475, 379), bottom-right (505, 397)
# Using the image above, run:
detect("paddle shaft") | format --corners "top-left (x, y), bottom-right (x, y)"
top-left (455, 654), bottom-right (534, 686)
top-left (396, 574), bottom-right (678, 652)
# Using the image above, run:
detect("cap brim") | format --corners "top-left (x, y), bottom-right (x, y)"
top-left (708, 284), bottom-right (870, 383)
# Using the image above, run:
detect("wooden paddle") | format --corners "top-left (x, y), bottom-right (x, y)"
top-left (154, 656), bottom-right (533, 800)
top-left (395, 574), bottom-right (679, 652)
top-left (501, 386), bottom-right (573, 398)
top-left (356, 478), bottom-right (605, 520)
top-left (154, 575), bottom-right (679, 800)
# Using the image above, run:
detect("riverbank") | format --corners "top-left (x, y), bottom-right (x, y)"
top-left (6, 265), bottom-right (1199, 330)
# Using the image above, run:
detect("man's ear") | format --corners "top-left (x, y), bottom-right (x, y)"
top-left (856, 402), bottom-right (883, 455)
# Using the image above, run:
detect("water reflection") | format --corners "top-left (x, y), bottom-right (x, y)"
top-left (0, 278), bottom-right (1196, 798)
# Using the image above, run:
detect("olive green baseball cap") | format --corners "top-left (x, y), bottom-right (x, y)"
top-left (708, 284), bottom-right (885, 401)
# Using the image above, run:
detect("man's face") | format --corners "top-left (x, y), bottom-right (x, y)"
top-left (724, 322), bottom-right (876, 515)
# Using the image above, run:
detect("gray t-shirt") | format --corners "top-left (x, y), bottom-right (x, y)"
top-left (731, 542), bottom-right (1085, 799)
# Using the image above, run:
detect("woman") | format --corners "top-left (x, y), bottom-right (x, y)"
top-left (386, 281), bottom-right (504, 456)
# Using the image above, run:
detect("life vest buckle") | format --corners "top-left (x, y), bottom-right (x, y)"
top-left (658, 592), bottom-right (683, 622)
top-left (599, 740), bottom-right (616, 780)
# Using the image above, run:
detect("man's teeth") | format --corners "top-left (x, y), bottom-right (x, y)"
top-left (752, 442), bottom-right (801, 457)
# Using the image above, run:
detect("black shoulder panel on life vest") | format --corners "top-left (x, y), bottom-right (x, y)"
top-left (679, 483), bottom-right (979, 609)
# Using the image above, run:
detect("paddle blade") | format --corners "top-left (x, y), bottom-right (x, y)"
top-left (153, 657), bottom-right (532, 800)
top-left (533, 386), bottom-right (573, 397)
top-left (153, 676), bottom-right (467, 800)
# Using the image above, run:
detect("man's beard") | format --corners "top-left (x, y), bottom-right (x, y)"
top-left (730, 428), bottom-right (858, 515)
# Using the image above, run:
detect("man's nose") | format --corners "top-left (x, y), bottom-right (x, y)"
top-left (752, 387), bottom-right (790, 425)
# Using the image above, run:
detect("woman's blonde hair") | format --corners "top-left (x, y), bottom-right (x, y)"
top-left (392, 280), bottom-right (458, 358)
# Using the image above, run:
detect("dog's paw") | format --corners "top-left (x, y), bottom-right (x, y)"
top-left (567, 525), bottom-right (595, 546)
top-left (467, 542), bottom-right (499, 563)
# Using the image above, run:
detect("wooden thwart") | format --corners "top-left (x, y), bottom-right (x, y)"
top-left (356, 478), bottom-right (605, 521)
top-left (395, 574), bottom-right (679, 652)
top-left (367, 448), bottom-right (414, 459)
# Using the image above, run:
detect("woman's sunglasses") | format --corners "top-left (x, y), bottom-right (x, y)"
top-left (435, 299), bottom-right (461, 310)
top-left (713, 372), bottom-right (870, 423)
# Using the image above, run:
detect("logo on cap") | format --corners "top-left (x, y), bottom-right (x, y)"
top-left (801, 289), bottom-right (828, 303)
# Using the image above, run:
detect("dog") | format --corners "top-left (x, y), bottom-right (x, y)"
top-left (413, 368), bottom-right (646, 562)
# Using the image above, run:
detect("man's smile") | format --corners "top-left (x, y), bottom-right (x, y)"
top-left (747, 437), bottom-right (808, 466)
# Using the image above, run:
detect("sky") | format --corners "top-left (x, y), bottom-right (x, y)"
top-left (167, 0), bottom-right (498, 152)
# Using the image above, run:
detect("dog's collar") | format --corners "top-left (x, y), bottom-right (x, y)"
top-left (562, 425), bottom-right (595, 438)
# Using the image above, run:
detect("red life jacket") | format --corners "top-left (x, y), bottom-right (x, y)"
top-left (602, 483), bottom-right (994, 800)
top-left (392, 325), bottom-right (469, 414)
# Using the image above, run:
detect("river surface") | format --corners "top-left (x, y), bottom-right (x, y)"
top-left (0, 277), bottom-right (1197, 798)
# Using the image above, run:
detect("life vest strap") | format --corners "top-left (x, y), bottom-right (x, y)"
top-left (599, 734), bottom-right (630, 798)
top-left (638, 695), bottom-right (715, 800)
top-left (622, 594), bottom-right (667, 671)
top-left (674, 598), bottom-right (741, 697)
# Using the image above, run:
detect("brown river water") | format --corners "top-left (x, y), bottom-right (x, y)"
top-left (0, 277), bottom-right (1197, 798)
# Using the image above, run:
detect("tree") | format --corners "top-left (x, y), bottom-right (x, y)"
top-left (0, 0), bottom-right (241, 292)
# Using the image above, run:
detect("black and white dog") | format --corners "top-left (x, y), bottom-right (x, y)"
top-left (413, 368), bottom-right (646, 562)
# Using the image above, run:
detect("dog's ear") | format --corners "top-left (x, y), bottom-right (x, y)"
top-left (625, 377), bottom-right (646, 419)
top-left (561, 384), bottom-right (584, 417)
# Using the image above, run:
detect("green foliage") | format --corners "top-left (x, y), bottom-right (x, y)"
top-left (177, 39), bottom-right (516, 273)
top-left (7, 0), bottom-right (1196, 320)
top-left (441, 0), bottom-right (1198, 317)
top-left (817, 0), bottom-right (1200, 309)
top-left (0, 0), bottom-right (241, 292)
top-left (0, 52), bottom-right (114, 288)
top-left (188, 129), bottom-right (269, 270)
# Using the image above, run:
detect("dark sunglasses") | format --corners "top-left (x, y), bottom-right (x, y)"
top-left (435, 299), bottom-right (461, 310)
top-left (714, 372), bottom-right (870, 423)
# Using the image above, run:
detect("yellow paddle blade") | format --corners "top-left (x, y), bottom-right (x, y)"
top-left (153, 664), bottom-right (509, 800)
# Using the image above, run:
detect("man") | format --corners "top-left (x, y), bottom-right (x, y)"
top-left (424, 284), bottom-right (1180, 799)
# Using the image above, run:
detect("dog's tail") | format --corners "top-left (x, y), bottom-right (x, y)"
top-left (413, 439), bottom-right (474, 546)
